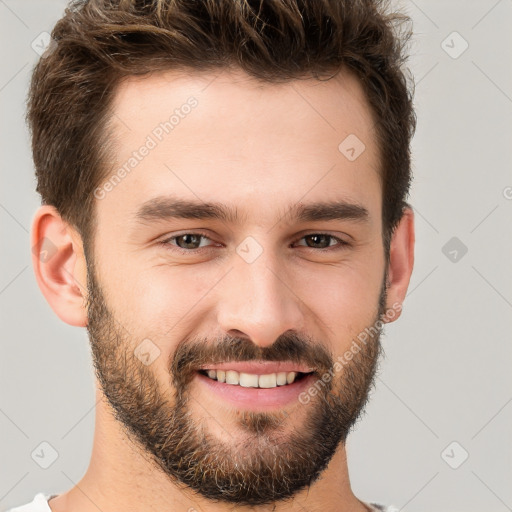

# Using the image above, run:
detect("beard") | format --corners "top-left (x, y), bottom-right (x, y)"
top-left (85, 257), bottom-right (388, 507)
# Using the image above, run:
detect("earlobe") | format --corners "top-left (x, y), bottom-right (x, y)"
top-left (383, 207), bottom-right (415, 323)
top-left (31, 205), bottom-right (89, 327)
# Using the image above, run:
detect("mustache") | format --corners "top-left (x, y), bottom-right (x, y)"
top-left (170, 331), bottom-right (333, 390)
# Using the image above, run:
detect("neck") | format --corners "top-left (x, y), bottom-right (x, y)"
top-left (49, 388), bottom-right (370, 512)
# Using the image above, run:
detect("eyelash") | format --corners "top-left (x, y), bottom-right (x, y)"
top-left (159, 231), bottom-right (350, 255)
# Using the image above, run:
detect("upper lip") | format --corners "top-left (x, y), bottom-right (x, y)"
top-left (198, 361), bottom-right (315, 374)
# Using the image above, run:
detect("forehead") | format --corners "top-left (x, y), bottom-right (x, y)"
top-left (100, 67), bottom-right (381, 227)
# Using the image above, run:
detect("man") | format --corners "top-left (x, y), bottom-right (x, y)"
top-left (9, 0), bottom-right (416, 511)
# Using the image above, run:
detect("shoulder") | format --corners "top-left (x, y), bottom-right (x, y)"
top-left (366, 504), bottom-right (400, 512)
top-left (5, 492), bottom-right (54, 512)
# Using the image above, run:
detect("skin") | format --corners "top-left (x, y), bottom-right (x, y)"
top-left (32, 67), bottom-right (414, 512)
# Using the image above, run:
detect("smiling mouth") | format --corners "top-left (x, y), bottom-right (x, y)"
top-left (197, 369), bottom-right (313, 389)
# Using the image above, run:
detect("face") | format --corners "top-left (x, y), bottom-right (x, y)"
top-left (85, 68), bottom-right (390, 506)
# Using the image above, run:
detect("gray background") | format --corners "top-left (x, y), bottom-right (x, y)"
top-left (1, 1), bottom-right (511, 511)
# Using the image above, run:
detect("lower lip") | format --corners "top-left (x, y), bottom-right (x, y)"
top-left (195, 371), bottom-right (316, 411)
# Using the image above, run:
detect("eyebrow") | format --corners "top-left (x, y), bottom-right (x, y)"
top-left (134, 195), bottom-right (370, 226)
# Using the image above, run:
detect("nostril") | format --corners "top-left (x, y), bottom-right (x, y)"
top-left (227, 329), bottom-right (250, 340)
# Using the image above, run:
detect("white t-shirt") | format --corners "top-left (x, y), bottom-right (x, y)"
top-left (5, 492), bottom-right (399, 512)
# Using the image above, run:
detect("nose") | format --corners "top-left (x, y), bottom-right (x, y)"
top-left (216, 251), bottom-right (305, 348)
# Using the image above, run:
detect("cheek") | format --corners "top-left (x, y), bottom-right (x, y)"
top-left (111, 263), bottom-right (213, 337)
top-left (295, 261), bottom-right (383, 347)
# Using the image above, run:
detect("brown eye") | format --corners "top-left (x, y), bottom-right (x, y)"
top-left (295, 234), bottom-right (348, 250)
top-left (173, 234), bottom-right (204, 250)
top-left (160, 232), bottom-right (215, 253)
top-left (304, 234), bottom-right (332, 249)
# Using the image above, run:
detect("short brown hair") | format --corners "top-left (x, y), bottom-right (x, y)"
top-left (27, 0), bottom-right (416, 260)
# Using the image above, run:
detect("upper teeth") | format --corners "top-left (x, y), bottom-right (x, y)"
top-left (205, 369), bottom-right (299, 388)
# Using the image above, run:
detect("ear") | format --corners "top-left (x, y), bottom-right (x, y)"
top-left (31, 205), bottom-right (89, 327)
top-left (383, 206), bottom-right (415, 323)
